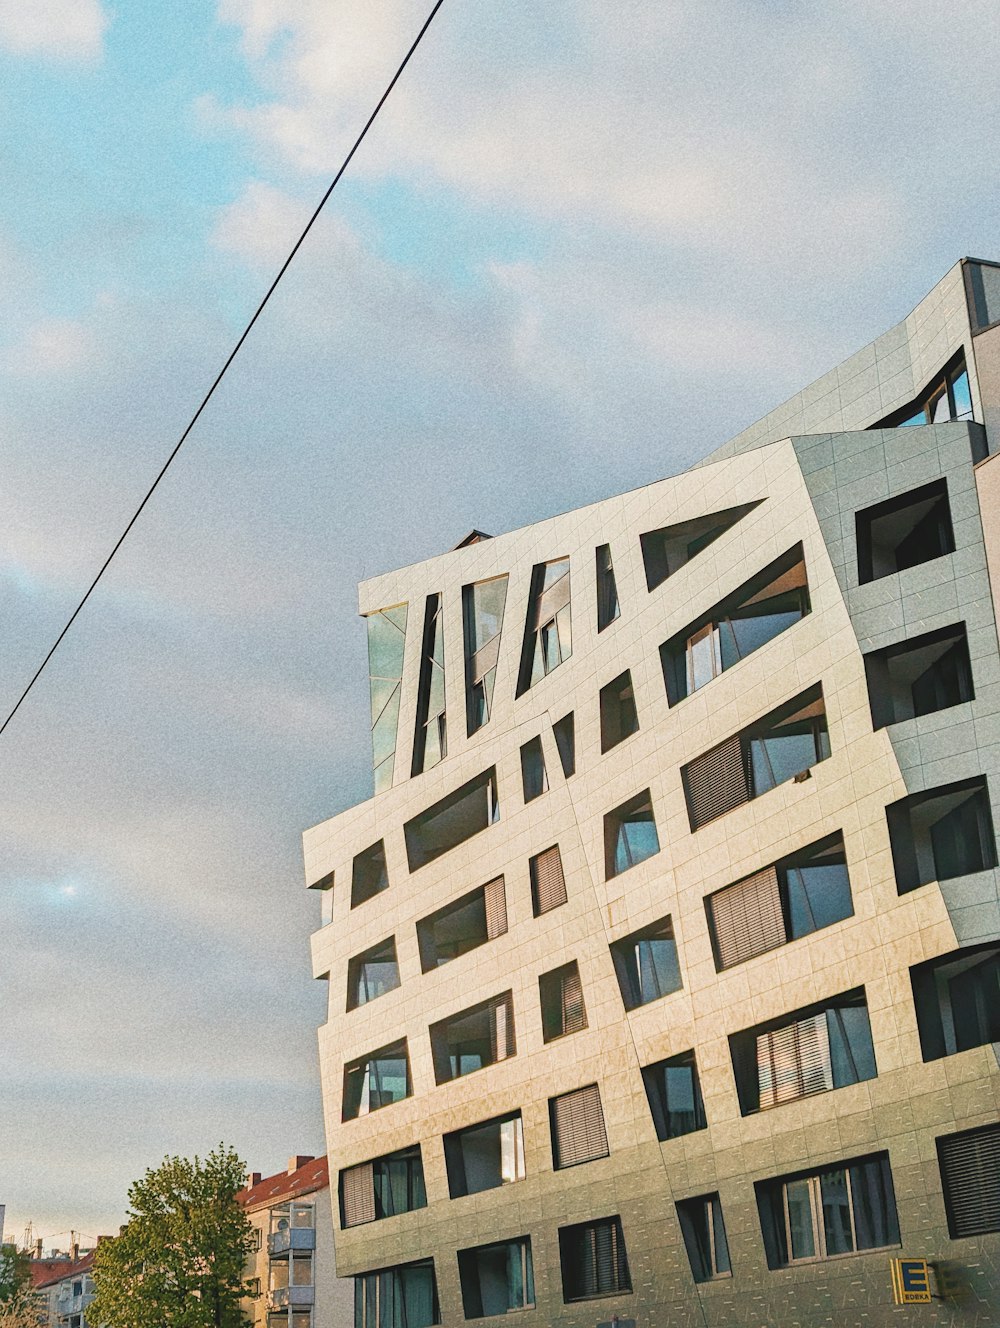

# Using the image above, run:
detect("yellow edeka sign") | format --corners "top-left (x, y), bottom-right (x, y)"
top-left (890, 1258), bottom-right (933, 1305)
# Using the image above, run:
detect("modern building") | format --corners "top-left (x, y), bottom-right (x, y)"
top-left (304, 257), bottom-right (1000, 1326)
top-left (239, 1153), bottom-right (354, 1327)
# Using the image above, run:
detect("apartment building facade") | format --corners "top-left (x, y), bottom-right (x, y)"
top-left (305, 258), bottom-right (1000, 1326)
top-left (34, 1251), bottom-right (96, 1328)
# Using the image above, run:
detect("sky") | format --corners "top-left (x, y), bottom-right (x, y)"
top-left (2, 0), bottom-right (1000, 1244)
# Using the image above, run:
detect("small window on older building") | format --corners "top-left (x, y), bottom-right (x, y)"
top-left (676, 1194), bottom-right (731, 1282)
top-left (937, 1122), bottom-right (1000, 1238)
top-left (642, 1051), bottom-right (707, 1140)
top-left (550, 1083), bottom-right (609, 1169)
top-left (342, 1040), bottom-right (411, 1120)
top-left (640, 502), bottom-right (763, 591)
top-left (351, 840), bottom-right (389, 909)
top-left (558, 1216), bottom-right (631, 1301)
top-left (404, 768), bottom-right (499, 871)
top-left (864, 623), bottom-right (973, 729)
top-left (530, 844), bottom-right (567, 916)
top-left (347, 936), bottom-right (401, 1011)
top-left (910, 942), bottom-right (1000, 1061)
top-left (520, 735), bottom-right (548, 802)
top-left (412, 593), bottom-right (447, 775)
top-left (444, 1111), bottom-right (525, 1198)
top-left (539, 961), bottom-right (587, 1042)
top-left (552, 712), bottom-right (575, 776)
top-left (611, 917), bottom-right (681, 1010)
top-left (856, 479), bottom-right (955, 584)
top-left (604, 790), bottom-right (659, 878)
top-left (417, 878), bottom-right (507, 971)
top-left (596, 544), bottom-right (620, 631)
top-left (463, 576), bottom-right (508, 736)
top-left (458, 1237), bottom-right (534, 1318)
top-left (430, 992), bottom-right (516, 1084)
top-left (886, 776), bottom-right (997, 894)
top-left (517, 557), bottom-right (572, 694)
top-left (599, 670), bottom-right (639, 752)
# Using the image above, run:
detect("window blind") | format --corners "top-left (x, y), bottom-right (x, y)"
top-left (683, 735), bottom-right (749, 830)
top-left (340, 1161), bottom-right (375, 1228)
top-left (483, 877), bottom-right (508, 939)
top-left (708, 865), bottom-right (785, 968)
top-left (938, 1123), bottom-right (1000, 1238)
top-left (757, 1011), bottom-right (832, 1108)
top-left (560, 965), bottom-right (587, 1035)
top-left (531, 845), bottom-right (568, 915)
top-left (550, 1083), bottom-right (609, 1169)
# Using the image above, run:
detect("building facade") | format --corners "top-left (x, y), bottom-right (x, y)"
top-left (305, 258), bottom-right (1000, 1326)
top-left (35, 1251), bottom-right (96, 1328)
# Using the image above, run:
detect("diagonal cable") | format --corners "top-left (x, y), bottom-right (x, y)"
top-left (0, 0), bottom-right (446, 739)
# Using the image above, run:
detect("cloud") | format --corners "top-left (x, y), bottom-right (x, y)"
top-left (6, 316), bottom-right (95, 375)
top-left (0, 0), bottom-right (108, 61)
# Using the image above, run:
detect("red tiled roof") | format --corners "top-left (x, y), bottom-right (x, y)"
top-left (33, 1251), bottom-right (95, 1290)
top-left (237, 1156), bottom-right (329, 1212)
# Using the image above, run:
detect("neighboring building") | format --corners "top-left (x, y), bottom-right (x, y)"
top-left (239, 1154), bottom-right (353, 1327)
top-left (34, 1252), bottom-right (95, 1328)
top-left (304, 258), bottom-right (1000, 1325)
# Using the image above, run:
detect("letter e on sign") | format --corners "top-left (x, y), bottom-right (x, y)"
top-left (890, 1258), bottom-right (932, 1304)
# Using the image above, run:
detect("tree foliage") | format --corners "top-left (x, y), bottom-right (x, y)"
top-left (89, 1144), bottom-right (256, 1328)
top-left (0, 1285), bottom-right (40, 1328)
top-left (0, 1247), bottom-right (30, 1304)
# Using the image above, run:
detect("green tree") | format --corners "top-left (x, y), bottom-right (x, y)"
top-left (89, 1144), bottom-right (256, 1328)
top-left (0, 1246), bottom-right (30, 1303)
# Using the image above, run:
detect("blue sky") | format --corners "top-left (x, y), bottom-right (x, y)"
top-left (2, 0), bottom-right (1000, 1243)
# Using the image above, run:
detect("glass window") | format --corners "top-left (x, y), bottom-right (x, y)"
top-left (856, 479), bottom-right (955, 584)
top-left (351, 840), bottom-right (389, 909)
top-left (354, 1260), bottom-right (439, 1328)
top-left (347, 937), bottom-right (401, 1011)
top-left (517, 558), bottom-right (572, 694)
top-left (558, 1216), bottom-right (632, 1302)
top-left (599, 670), bottom-right (639, 752)
top-left (910, 942), bottom-right (1000, 1060)
top-left (342, 1040), bottom-right (411, 1121)
top-left (642, 1051), bottom-right (707, 1140)
top-left (539, 960), bottom-right (587, 1042)
top-left (463, 576), bottom-right (508, 736)
top-left (457, 1237), bottom-right (534, 1318)
top-left (610, 917), bottom-right (681, 1011)
top-left (872, 351), bottom-right (976, 428)
top-left (604, 790), bottom-right (660, 878)
top-left (519, 735), bottom-right (548, 802)
top-left (412, 593), bottom-right (446, 776)
top-left (639, 502), bottom-right (763, 591)
top-left (937, 1122), bottom-right (1000, 1238)
top-left (596, 544), bottom-right (620, 631)
top-left (416, 878), bottom-right (506, 971)
top-left (864, 622), bottom-right (973, 729)
top-left (886, 777), bottom-right (997, 894)
top-left (430, 993), bottom-right (515, 1084)
top-left (404, 768), bottom-right (499, 871)
top-left (552, 712), bottom-right (575, 777)
top-left (676, 1194), bottom-right (731, 1282)
top-left (366, 604), bottom-right (408, 794)
top-left (444, 1112), bottom-right (525, 1198)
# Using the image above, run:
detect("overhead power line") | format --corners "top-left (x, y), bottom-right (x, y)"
top-left (0, 0), bottom-right (446, 741)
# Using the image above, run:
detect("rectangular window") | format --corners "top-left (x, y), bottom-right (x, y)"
top-left (640, 502), bottom-right (762, 591)
top-left (550, 1083), bottom-right (609, 1168)
top-left (552, 712), bottom-right (575, 777)
top-left (404, 768), bottom-right (499, 871)
top-left (340, 1146), bottom-right (427, 1228)
top-left (463, 576), bottom-right (508, 736)
top-left (756, 1153), bottom-right (899, 1268)
top-left (610, 917), bottom-right (681, 1011)
top-left (676, 1194), bottom-right (731, 1282)
top-left (458, 1237), bottom-right (534, 1318)
top-left (412, 593), bottom-right (446, 776)
top-left (529, 844), bottom-right (567, 916)
top-left (444, 1112), bottom-right (525, 1198)
top-left (856, 479), bottom-right (955, 584)
top-left (416, 877), bottom-right (507, 972)
top-left (351, 840), bottom-right (389, 909)
top-left (354, 1260), bottom-right (439, 1328)
top-left (937, 1122), bottom-right (1000, 1238)
top-left (642, 1051), bottom-right (707, 1140)
top-left (604, 790), bottom-right (660, 878)
top-left (520, 735), bottom-right (548, 802)
top-left (558, 1216), bottom-right (632, 1301)
top-left (430, 992), bottom-right (516, 1084)
top-left (864, 622), bottom-right (973, 729)
top-left (342, 1040), bottom-right (411, 1121)
top-left (599, 670), bottom-right (640, 752)
top-left (910, 942), bottom-right (1000, 1061)
top-left (730, 988), bottom-right (876, 1115)
top-left (706, 832), bottom-right (852, 970)
top-left (366, 604), bottom-right (408, 794)
top-left (661, 545), bottom-right (810, 704)
top-left (346, 937), bottom-right (401, 1011)
top-left (539, 960), bottom-right (587, 1042)
top-left (886, 777), bottom-right (997, 893)
top-left (596, 544), bottom-right (620, 631)
top-left (682, 685), bottom-right (829, 831)
top-left (517, 557), bottom-right (572, 694)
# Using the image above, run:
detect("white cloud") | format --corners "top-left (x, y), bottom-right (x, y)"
top-left (0, 0), bottom-right (108, 61)
top-left (6, 316), bottom-right (94, 375)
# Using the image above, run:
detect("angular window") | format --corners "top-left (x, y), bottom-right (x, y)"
top-left (682, 685), bottom-right (830, 831)
top-left (596, 544), bottom-right (620, 631)
top-left (558, 1216), bottom-right (631, 1301)
top-left (430, 992), bottom-right (515, 1084)
top-left (458, 1237), bottom-right (534, 1318)
top-left (730, 988), bottom-right (876, 1116)
top-left (412, 593), bottom-right (446, 776)
top-left (529, 844), bottom-right (567, 916)
top-left (604, 790), bottom-right (660, 878)
top-left (520, 735), bottom-right (548, 802)
top-left (872, 351), bottom-right (975, 427)
top-left (937, 1122), bottom-right (1000, 1238)
top-left (342, 1040), bottom-right (411, 1121)
top-left (347, 936), bottom-right (401, 1011)
top-left (417, 877), bottom-right (507, 972)
top-left (642, 1051), bottom-right (707, 1140)
top-left (366, 604), bottom-right (408, 794)
top-left (856, 479), bottom-right (955, 584)
top-left (640, 501), bottom-right (763, 592)
top-left (662, 545), bottom-right (810, 704)
top-left (463, 576), bottom-right (508, 736)
top-left (539, 960), bottom-right (587, 1043)
top-left (865, 623), bottom-right (974, 729)
top-left (340, 1146), bottom-right (427, 1228)
top-left (706, 832), bottom-right (853, 970)
top-left (610, 917), bottom-right (681, 1011)
top-left (886, 776), bottom-right (997, 894)
top-left (517, 557), bottom-right (572, 694)
top-left (351, 840), bottom-right (389, 909)
top-left (676, 1194), bottom-right (731, 1282)
top-left (552, 712), bottom-right (576, 777)
top-left (756, 1153), bottom-right (899, 1268)
top-left (910, 942), bottom-right (1000, 1061)
top-left (354, 1260), bottom-right (439, 1328)
top-left (550, 1083), bottom-right (609, 1169)
top-left (309, 869), bottom-right (334, 928)
top-left (404, 768), bottom-right (499, 871)
top-left (599, 670), bottom-right (639, 752)
top-left (444, 1112), bottom-right (525, 1198)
